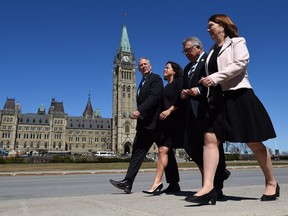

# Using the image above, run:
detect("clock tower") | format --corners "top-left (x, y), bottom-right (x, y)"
top-left (112, 25), bottom-right (136, 154)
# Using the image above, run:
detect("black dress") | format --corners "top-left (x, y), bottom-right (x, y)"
top-left (158, 77), bottom-right (185, 148)
top-left (206, 46), bottom-right (276, 143)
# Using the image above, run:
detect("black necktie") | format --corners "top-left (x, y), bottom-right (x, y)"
top-left (138, 77), bottom-right (145, 95)
top-left (139, 77), bottom-right (145, 89)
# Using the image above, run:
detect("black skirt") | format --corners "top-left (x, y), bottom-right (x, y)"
top-left (207, 88), bottom-right (276, 143)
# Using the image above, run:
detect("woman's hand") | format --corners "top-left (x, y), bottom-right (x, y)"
top-left (159, 110), bottom-right (171, 120)
top-left (199, 76), bottom-right (215, 87)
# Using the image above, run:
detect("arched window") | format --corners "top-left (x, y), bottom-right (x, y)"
top-left (125, 125), bottom-right (130, 133)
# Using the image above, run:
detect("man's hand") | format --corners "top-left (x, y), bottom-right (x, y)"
top-left (189, 87), bottom-right (199, 97)
top-left (130, 110), bottom-right (140, 119)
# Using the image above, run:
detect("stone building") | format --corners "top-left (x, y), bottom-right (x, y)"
top-left (0, 97), bottom-right (112, 154)
top-left (0, 25), bottom-right (138, 155)
top-left (112, 25), bottom-right (137, 154)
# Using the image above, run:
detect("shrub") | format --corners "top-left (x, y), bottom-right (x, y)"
top-left (225, 153), bottom-right (240, 160)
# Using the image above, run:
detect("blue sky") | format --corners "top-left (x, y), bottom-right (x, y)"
top-left (0, 0), bottom-right (287, 152)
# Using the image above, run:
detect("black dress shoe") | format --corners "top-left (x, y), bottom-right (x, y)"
top-left (162, 183), bottom-right (181, 193)
top-left (223, 169), bottom-right (231, 180)
top-left (142, 183), bottom-right (163, 194)
top-left (185, 189), bottom-right (217, 205)
top-left (109, 179), bottom-right (132, 194)
top-left (215, 189), bottom-right (224, 199)
top-left (260, 183), bottom-right (280, 201)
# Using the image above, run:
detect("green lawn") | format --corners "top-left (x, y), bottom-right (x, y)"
top-left (0, 160), bottom-right (287, 172)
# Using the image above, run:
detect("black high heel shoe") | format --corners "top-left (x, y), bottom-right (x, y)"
top-left (185, 189), bottom-right (217, 205)
top-left (260, 183), bottom-right (280, 201)
top-left (142, 183), bottom-right (163, 194)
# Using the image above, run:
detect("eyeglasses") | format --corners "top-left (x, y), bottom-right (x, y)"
top-left (182, 45), bottom-right (197, 54)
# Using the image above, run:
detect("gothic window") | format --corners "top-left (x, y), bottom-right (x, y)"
top-left (125, 125), bottom-right (130, 133)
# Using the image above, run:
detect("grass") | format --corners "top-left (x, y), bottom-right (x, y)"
top-left (0, 160), bottom-right (287, 172)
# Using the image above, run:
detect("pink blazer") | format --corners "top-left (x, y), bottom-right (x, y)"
top-left (205, 37), bottom-right (252, 91)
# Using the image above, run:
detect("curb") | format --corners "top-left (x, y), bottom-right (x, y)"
top-left (1, 165), bottom-right (287, 177)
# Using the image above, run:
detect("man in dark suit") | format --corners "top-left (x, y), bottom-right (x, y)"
top-left (110, 57), bottom-right (163, 193)
top-left (180, 37), bottom-right (230, 198)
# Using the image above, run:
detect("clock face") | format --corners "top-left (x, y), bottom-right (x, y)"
top-left (123, 56), bottom-right (130, 62)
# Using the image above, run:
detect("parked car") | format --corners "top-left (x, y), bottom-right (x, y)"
top-left (0, 149), bottom-right (9, 157)
top-left (95, 151), bottom-right (115, 157)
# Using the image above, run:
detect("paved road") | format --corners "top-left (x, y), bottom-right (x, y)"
top-left (0, 167), bottom-right (287, 216)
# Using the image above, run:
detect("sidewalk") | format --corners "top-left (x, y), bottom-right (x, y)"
top-left (0, 184), bottom-right (287, 216)
top-left (0, 165), bottom-right (287, 216)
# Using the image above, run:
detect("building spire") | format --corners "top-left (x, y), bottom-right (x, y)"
top-left (83, 93), bottom-right (94, 118)
top-left (118, 25), bottom-right (131, 53)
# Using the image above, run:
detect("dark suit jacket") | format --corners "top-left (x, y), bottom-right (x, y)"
top-left (136, 72), bottom-right (163, 131)
top-left (183, 53), bottom-right (208, 119)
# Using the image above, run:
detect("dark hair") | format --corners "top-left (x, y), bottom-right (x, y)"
top-left (166, 61), bottom-right (183, 79)
top-left (208, 14), bottom-right (239, 38)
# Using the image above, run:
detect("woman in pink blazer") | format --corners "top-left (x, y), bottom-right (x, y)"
top-left (185, 14), bottom-right (278, 205)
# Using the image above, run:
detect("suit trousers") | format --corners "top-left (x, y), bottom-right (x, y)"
top-left (164, 148), bottom-right (180, 183)
top-left (125, 128), bottom-right (158, 183)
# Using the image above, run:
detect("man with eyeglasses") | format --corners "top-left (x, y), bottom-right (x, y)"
top-left (180, 36), bottom-right (230, 199)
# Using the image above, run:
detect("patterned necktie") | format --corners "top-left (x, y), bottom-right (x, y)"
top-left (188, 62), bottom-right (197, 83)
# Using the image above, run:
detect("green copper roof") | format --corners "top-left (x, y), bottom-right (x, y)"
top-left (118, 25), bottom-right (131, 53)
top-left (39, 103), bottom-right (45, 111)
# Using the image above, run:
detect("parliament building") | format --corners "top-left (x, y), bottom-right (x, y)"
top-left (0, 25), bottom-right (140, 155)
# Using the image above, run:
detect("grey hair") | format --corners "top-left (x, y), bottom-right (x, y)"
top-left (138, 57), bottom-right (150, 64)
top-left (182, 36), bottom-right (203, 49)
top-left (138, 57), bottom-right (152, 70)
